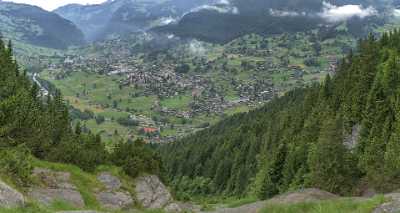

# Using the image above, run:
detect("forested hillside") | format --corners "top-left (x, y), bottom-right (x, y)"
top-left (160, 31), bottom-right (400, 200)
top-left (0, 2), bottom-right (84, 49)
top-left (0, 37), bottom-right (160, 185)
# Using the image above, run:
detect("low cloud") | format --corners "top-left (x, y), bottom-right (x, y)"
top-left (190, 0), bottom-right (239, 15)
top-left (188, 40), bottom-right (206, 55)
top-left (159, 16), bottom-right (178, 25)
top-left (319, 2), bottom-right (377, 22)
top-left (269, 9), bottom-right (307, 17)
top-left (191, 5), bottom-right (239, 14)
top-left (268, 2), bottom-right (377, 22)
top-left (392, 9), bottom-right (400, 17)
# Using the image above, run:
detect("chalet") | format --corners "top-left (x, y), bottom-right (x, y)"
top-left (142, 127), bottom-right (159, 134)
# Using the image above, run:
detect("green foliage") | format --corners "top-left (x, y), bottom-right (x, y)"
top-left (160, 30), bottom-right (400, 198)
top-left (111, 140), bottom-right (161, 178)
top-left (260, 196), bottom-right (386, 213)
top-left (0, 38), bottom-right (160, 180)
top-left (306, 115), bottom-right (359, 195)
top-left (0, 146), bottom-right (33, 186)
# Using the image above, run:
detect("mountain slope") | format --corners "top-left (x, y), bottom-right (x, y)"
top-left (0, 2), bottom-right (84, 49)
top-left (156, 0), bottom-right (387, 43)
top-left (54, 0), bottom-right (217, 41)
top-left (160, 31), bottom-right (400, 199)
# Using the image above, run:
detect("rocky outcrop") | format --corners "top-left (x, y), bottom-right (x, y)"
top-left (344, 124), bottom-right (361, 150)
top-left (97, 173), bottom-right (121, 191)
top-left (373, 193), bottom-right (400, 213)
top-left (28, 168), bottom-right (84, 207)
top-left (0, 179), bottom-right (25, 208)
top-left (96, 191), bottom-right (133, 209)
top-left (95, 172), bottom-right (133, 209)
top-left (135, 175), bottom-right (182, 212)
top-left (267, 188), bottom-right (339, 205)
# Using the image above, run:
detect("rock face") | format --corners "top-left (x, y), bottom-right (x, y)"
top-left (95, 172), bottom-right (133, 209)
top-left (267, 188), bottom-right (339, 205)
top-left (0, 179), bottom-right (25, 208)
top-left (28, 168), bottom-right (84, 207)
top-left (344, 124), bottom-right (361, 150)
top-left (373, 193), bottom-right (400, 213)
top-left (97, 173), bottom-right (122, 191)
top-left (135, 175), bottom-right (182, 212)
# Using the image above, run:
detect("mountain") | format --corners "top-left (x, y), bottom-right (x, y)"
top-left (160, 31), bottom-right (400, 199)
top-left (0, 2), bottom-right (84, 49)
top-left (156, 0), bottom-right (389, 43)
top-left (54, 0), bottom-right (217, 41)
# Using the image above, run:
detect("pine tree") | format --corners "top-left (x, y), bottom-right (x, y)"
top-left (307, 115), bottom-right (357, 194)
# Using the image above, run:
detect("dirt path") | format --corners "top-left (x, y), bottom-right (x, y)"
top-left (201, 201), bottom-right (267, 213)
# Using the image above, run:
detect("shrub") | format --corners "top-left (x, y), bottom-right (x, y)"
top-left (0, 145), bottom-right (33, 186)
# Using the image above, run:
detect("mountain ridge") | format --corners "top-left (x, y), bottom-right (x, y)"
top-left (0, 1), bottom-right (84, 49)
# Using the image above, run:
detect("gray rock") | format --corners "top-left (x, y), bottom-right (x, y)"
top-left (164, 203), bottom-right (183, 212)
top-left (385, 193), bottom-right (400, 201)
top-left (29, 168), bottom-right (84, 207)
top-left (0, 179), bottom-right (25, 208)
top-left (344, 124), bottom-right (361, 150)
top-left (373, 201), bottom-right (400, 213)
top-left (28, 188), bottom-right (84, 207)
top-left (97, 173), bottom-right (122, 191)
top-left (96, 191), bottom-right (133, 209)
top-left (373, 193), bottom-right (400, 213)
top-left (267, 188), bottom-right (339, 205)
top-left (95, 173), bottom-right (133, 209)
top-left (135, 175), bottom-right (173, 209)
top-left (33, 168), bottom-right (76, 190)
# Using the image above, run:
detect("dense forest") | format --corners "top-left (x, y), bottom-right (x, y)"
top-left (0, 36), bottom-right (160, 184)
top-left (160, 30), bottom-right (400, 200)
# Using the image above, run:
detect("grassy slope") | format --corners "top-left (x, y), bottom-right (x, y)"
top-left (0, 159), bottom-right (167, 213)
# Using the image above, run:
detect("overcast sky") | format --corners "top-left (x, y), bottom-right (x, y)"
top-left (4, 0), bottom-right (107, 11)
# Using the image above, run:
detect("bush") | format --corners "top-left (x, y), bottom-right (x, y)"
top-left (0, 146), bottom-right (33, 186)
top-left (111, 140), bottom-right (160, 178)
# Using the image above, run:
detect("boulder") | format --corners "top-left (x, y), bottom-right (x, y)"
top-left (29, 188), bottom-right (84, 207)
top-left (267, 188), bottom-right (339, 205)
top-left (135, 175), bottom-right (173, 209)
top-left (97, 173), bottom-right (121, 191)
top-left (95, 172), bottom-right (133, 209)
top-left (33, 168), bottom-right (76, 190)
top-left (28, 168), bottom-right (84, 207)
top-left (96, 191), bottom-right (133, 209)
top-left (0, 179), bottom-right (25, 208)
top-left (373, 193), bottom-right (400, 213)
top-left (164, 202), bottom-right (183, 212)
